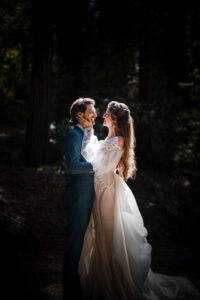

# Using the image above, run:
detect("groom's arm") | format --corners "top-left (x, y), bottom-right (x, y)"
top-left (64, 132), bottom-right (93, 174)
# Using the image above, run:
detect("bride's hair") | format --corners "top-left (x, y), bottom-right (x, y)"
top-left (107, 101), bottom-right (137, 180)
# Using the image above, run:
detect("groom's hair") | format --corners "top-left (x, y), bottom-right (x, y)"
top-left (70, 97), bottom-right (95, 124)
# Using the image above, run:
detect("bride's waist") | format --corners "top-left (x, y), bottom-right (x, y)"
top-left (95, 170), bottom-right (115, 177)
top-left (94, 172), bottom-right (115, 191)
top-left (94, 171), bottom-right (115, 183)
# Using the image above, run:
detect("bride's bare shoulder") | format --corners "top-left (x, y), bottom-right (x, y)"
top-left (118, 136), bottom-right (124, 148)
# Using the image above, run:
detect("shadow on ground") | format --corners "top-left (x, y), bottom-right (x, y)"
top-left (0, 126), bottom-right (199, 299)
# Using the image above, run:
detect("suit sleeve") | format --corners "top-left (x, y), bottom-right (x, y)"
top-left (64, 132), bottom-right (93, 174)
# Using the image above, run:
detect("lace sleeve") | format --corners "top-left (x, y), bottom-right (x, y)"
top-left (81, 133), bottom-right (123, 175)
top-left (81, 128), bottom-right (98, 164)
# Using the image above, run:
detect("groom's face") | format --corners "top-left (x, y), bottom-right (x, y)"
top-left (83, 104), bottom-right (97, 125)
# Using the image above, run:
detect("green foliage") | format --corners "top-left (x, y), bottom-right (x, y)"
top-left (0, 0), bottom-right (199, 188)
top-left (0, 0), bottom-right (32, 125)
top-left (172, 89), bottom-right (200, 185)
top-left (48, 118), bottom-right (72, 174)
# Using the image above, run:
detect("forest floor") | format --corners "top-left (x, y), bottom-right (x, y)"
top-left (0, 125), bottom-right (200, 300)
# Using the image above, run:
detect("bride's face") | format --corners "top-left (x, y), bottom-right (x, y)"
top-left (103, 109), bottom-right (113, 127)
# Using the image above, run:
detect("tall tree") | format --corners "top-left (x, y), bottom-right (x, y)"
top-left (137, 5), bottom-right (153, 166)
top-left (54, 0), bottom-right (92, 124)
top-left (24, 0), bottom-right (53, 165)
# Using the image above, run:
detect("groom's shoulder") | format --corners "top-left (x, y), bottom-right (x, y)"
top-left (64, 127), bottom-right (82, 141)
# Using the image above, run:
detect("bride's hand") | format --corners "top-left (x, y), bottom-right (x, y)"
top-left (77, 116), bottom-right (93, 128)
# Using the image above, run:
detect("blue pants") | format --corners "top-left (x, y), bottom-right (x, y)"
top-left (62, 208), bottom-right (92, 299)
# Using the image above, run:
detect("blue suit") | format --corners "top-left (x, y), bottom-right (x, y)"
top-left (62, 125), bottom-right (94, 299)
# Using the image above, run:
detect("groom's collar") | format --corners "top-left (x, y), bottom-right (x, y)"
top-left (75, 124), bottom-right (84, 132)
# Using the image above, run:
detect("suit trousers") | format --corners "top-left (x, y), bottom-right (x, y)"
top-left (62, 208), bottom-right (92, 299)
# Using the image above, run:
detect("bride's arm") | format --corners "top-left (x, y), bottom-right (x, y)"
top-left (81, 128), bottom-right (98, 164)
top-left (82, 136), bottom-right (123, 175)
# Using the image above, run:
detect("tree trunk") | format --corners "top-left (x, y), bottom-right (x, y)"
top-left (137, 9), bottom-right (153, 167)
top-left (24, 1), bottom-right (52, 166)
top-left (55, 1), bottom-right (86, 124)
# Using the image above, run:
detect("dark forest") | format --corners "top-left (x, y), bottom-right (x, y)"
top-left (0, 0), bottom-right (200, 299)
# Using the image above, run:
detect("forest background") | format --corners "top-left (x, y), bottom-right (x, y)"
top-left (0, 0), bottom-right (200, 299)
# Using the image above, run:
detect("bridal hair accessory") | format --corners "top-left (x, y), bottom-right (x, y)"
top-left (108, 101), bottom-right (131, 125)
top-left (111, 104), bottom-right (130, 118)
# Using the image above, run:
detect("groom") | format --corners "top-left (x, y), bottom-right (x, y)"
top-left (62, 97), bottom-right (97, 299)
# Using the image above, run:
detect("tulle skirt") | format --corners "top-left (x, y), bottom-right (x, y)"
top-left (79, 173), bottom-right (200, 300)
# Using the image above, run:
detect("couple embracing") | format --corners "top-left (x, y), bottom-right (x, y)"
top-left (62, 98), bottom-right (200, 300)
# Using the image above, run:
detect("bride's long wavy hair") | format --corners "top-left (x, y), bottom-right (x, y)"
top-left (107, 101), bottom-right (137, 181)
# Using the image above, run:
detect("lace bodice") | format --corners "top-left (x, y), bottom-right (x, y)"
top-left (79, 130), bottom-right (200, 300)
top-left (100, 137), bottom-right (122, 152)
top-left (81, 129), bottom-right (124, 176)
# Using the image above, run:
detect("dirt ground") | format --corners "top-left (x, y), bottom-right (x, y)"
top-left (0, 126), bottom-right (200, 299)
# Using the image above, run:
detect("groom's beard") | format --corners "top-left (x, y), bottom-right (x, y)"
top-left (83, 116), bottom-right (96, 125)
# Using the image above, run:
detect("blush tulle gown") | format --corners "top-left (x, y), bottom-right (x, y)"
top-left (78, 131), bottom-right (200, 300)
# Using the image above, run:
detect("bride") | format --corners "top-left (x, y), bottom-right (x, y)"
top-left (78, 101), bottom-right (200, 300)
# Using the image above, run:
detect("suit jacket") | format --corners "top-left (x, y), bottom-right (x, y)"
top-left (63, 125), bottom-right (94, 208)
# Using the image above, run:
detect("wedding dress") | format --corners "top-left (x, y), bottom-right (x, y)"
top-left (78, 130), bottom-right (200, 300)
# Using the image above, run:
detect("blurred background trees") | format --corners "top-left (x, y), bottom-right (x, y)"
top-left (1, 2), bottom-right (200, 298)
top-left (0, 0), bottom-right (199, 186)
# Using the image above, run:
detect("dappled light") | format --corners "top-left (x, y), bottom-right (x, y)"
top-left (0, 0), bottom-right (200, 298)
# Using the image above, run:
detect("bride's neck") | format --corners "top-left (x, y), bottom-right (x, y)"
top-left (106, 127), bottom-right (116, 140)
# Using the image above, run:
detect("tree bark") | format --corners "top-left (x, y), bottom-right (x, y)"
top-left (24, 0), bottom-right (52, 166)
top-left (137, 8), bottom-right (153, 167)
